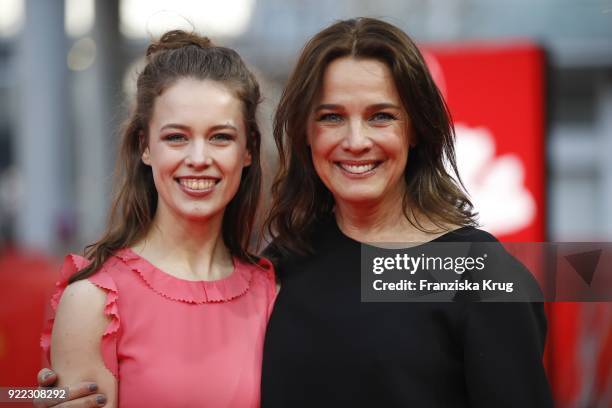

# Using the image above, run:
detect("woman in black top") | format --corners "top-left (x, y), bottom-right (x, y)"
top-left (262, 217), bottom-right (550, 407)
top-left (262, 17), bottom-right (552, 407)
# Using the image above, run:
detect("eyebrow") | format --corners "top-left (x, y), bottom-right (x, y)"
top-left (368, 103), bottom-right (403, 111)
top-left (313, 104), bottom-right (343, 112)
top-left (160, 123), bottom-right (189, 132)
top-left (313, 103), bottom-right (402, 112)
top-left (209, 124), bottom-right (238, 132)
top-left (160, 123), bottom-right (238, 132)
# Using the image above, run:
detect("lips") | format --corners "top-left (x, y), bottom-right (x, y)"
top-left (335, 160), bottom-right (382, 175)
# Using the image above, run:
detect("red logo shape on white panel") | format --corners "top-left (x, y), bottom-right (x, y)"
top-left (453, 123), bottom-right (536, 235)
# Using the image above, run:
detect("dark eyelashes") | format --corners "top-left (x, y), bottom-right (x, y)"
top-left (370, 112), bottom-right (398, 121)
top-left (161, 133), bottom-right (235, 142)
top-left (163, 133), bottom-right (187, 142)
top-left (210, 133), bottom-right (235, 141)
top-left (316, 113), bottom-right (343, 122)
top-left (315, 112), bottom-right (399, 122)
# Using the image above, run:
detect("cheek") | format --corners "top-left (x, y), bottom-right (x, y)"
top-left (147, 158), bottom-right (167, 180)
top-left (219, 147), bottom-right (249, 176)
top-left (147, 143), bottom-right (179, 168)
top-left (379, 128), bottom-right (411, 158)
top-left (309, 129), bottom-right (337, 163)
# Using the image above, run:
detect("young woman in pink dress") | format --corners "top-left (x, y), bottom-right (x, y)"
top-left (38, 30), bottom-right (276, 408)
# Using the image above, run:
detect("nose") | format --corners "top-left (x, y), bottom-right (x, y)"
top-left (340, 120), bottom-right (373, 153)
top-left (185, 140), bottom-right (212, 169)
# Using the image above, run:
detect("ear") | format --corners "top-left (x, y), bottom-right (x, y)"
top-left (243, 149), bottom-right (252, 167)
top-left (141, 148), bottom-right (151, 166)
top-left (139, 131), bottom-right (151, 166)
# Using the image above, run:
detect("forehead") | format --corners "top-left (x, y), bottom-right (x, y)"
top-left (151, 78), bottom-right (243, 125)
top-left (318, 57), bottom-right (401, 104)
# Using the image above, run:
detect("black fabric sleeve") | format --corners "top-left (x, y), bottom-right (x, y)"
top-left (449, 229), bottom-right (552, 406)
top-left (462, 301), bottom-right (553, 407)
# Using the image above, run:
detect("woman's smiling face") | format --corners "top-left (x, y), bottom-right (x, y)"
top-left (307, 57), bottom-right (413, 209)
top-left (142, 77), bottom-right (251, 223)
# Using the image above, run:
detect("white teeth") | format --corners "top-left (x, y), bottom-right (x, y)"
top-left (338, 163), bottom-right (377, 174)
top-left (179, 179), bottom-right (216, 190)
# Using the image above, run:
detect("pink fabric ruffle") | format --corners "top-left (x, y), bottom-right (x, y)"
top-left (114, 248), bottom-right (265, 304)
top-left (40, 254), bottom-right (120, 378)
top-left (257, 256), bottom-right (278, 319)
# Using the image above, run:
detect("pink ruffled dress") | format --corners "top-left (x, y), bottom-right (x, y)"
top-left (41, 248), bottom-right (276, 407)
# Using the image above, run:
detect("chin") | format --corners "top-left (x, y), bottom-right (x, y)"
top-left (334, 190), bottom-right (386, 206)
top-left (184, 213), bottom-right (214, 222)
top-left (176, 205), bottom-right (223, 222)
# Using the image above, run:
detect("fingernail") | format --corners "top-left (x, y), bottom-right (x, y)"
top-left (96, 395), bottom-right (107, 406)
top-left (88, 383), bottom-right (98, 392)
top-left (42, 371), bottom-right (52, 381)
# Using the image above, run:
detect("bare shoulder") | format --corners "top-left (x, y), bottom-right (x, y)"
top-left (54, 279), bottom-right (108, 330)
top-left (51, 278), bottom-right (118, 405)
top-left (51, 279), bottom-right (112, 379)
top-left (61, 278), bottom-right (106, 302)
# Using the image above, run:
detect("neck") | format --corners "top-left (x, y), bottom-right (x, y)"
top-left (334, 191), bottom-right (447, 243)
top-left (133, 205), bottom-right (232, 281)
top-left (335, 198), bottom-right (409, 243)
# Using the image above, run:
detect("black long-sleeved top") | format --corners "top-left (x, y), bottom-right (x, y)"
top-left (261, 217), bottom-right (552, 407)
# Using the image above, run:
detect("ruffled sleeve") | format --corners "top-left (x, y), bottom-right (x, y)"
top-left (254, 256), bottom-right (278, 319)
top-left (40, 254), bottom-right (121, 378)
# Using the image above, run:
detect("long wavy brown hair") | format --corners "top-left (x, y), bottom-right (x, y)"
top-left (70, 30), bottom-right (263, 283)
top-left (265, 17), bottom-right (477, 256)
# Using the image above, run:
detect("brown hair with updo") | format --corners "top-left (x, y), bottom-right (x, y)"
top-left (265, 17), bottom-right (477, 256)
top-left (69, 30), bottom-right (262, 283)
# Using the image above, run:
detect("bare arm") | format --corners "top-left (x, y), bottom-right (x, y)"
top-left (47, 279), bottom-right (117, 407)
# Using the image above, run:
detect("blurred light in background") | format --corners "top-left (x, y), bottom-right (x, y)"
top-left (0, 0), bottom-right (95, 38)
top-left (65, 0), bottom-right (94, 37)
top-left (0, 0), bottom-right (24, 38)
top-left (120, 0), bottom-right (256, 38)
top-left (66, 37), bottom-right (96, 71)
